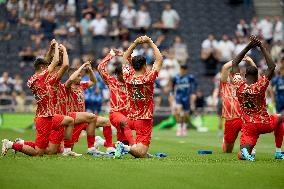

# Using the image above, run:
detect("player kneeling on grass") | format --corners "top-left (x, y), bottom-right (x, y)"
top-left (2, 40), bottom-right (74, 156)
top-left (114, 35), bottom-right (163, 158)
top-left (220, 56), bottom-right (256, 153)
top-left (97, 49), bottom-right (136, 147)
top-left (231, 35), bottom-right (284, 161)
top-left (62, 62), bottom-right (107, 155)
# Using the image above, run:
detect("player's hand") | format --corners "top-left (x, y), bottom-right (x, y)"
top-left (134, 37), bottom-right (143, 44)
top-left (248, 35), bottom-right (260, 48)
top-left (142, 35), bottom-right (153, 43)
top-left (59, 44), bottom-right (66, 52)
top-left (112, 48), bottom-right (124, 56)
top-left (82, 61), bottom-right (91, 68)
top-left (51, 39), bottom-right (57, 48)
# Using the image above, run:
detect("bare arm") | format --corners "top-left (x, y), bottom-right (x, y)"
top-left (147, 37), bottom-right (163, 72)
top-left (65, 62), bottom-right (90, 88)
top-left (259, 43), bottom-right (276, 80)
top-left (86, 64), bottom-right (97, 87)
top-left (48, 42), bottom-right (59, 74)
top-left (231, 35), bottom-right (259, 75)
top-left (56, 44), bottom-right (69, 80)
top-left (122, 37), bottom-right (142, 65)
top-left (220, 61), bottom-right (232, 82)
top-left (45, 39), bottom-right (56, 64)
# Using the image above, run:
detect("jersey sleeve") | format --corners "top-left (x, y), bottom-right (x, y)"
top-left (97, 54), bottom-right (113, 84)
top-left (142, 67), bottom-right (158, 83)
top-left (232, 73), bottom-right (245, 90)
top-left (253, 75), bottom-right (269, 92)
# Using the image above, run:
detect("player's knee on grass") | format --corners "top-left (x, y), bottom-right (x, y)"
top-left (47, 143), bottom-right (60, 155)
top-left (222, 143), bottom-right (234, 153)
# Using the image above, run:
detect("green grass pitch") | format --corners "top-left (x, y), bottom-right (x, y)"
top-left (0, 114), bottom-right (283, 189)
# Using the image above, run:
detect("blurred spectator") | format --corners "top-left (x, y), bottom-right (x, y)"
top-left (31, 20), bottom-right (44, 42)
top-left (80, 13), bottom-right (93, 46)
top-left (110, 0), bottom-right (119, 18)
top-left (13, 74), bottom-right (23, 93)
top-left (40, 2), bottom-right (56, 19)
top-left (271, 40), bottom-right (283, 62)
top-left (236, 19), bottom-right (249, 36)
top-left (273, 16), bottom-right (283, 42)
top-left (89, 13), bottom-right (108, 37)
top-left (250, 17), bottom-right (259, 36)
top-left (0, 72), bottom-right (14, 95)
top-left (258, 16), bottom-right (273, 44)
top-left (66, 0), bottom-right (76, 15)
top-left (66, 17), bottom-right (79, 36)
top-left (218, 34), bottom-right (235, 64)
top-left (173, 36), bottom-right (188, 64)
top-left (136, 4), bottom-right (151, 32)
top-left (7, 9), bottom-right (18, 25)
top-left (109, 20), bottom-right (120, 41)
top-left (19, 46), bottom-right (36, 62)
top-left (71, 58), bottom-right (82, 68)
top-left (234, 37), bottom-right (250, 57)
top-left (41, 15), bottom-right (56, 40)
top-left (82, 0), bottom-right (96, 15)
top-left (156, 34), bottom-right (170, 51)
top-left (161, 3), bottom-right (180, 29)
top-left (55, 0), bottom-right (66, 16)
top-left (14, 91), bottom-right (26, 112)
top-left (6, 0), bottom-right (18, 12)
top-left (96, 0), bottom-right (108, 17)
top-left (201, 35), bottom-right (220, 76)
top-left (120, 3), bottom-right (136, 29)
top-left (0, 21), bottom-right (11, 41)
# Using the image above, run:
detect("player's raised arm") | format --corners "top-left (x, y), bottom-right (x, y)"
top-left (122, 37), bottom-right (143, 65)
top-left (231, 35), bottom-right (259, 75)
top-left (259, 42), bottom-right (276, 80)
top-left (45, 39), bottom-right (56, 64)
top-left (55, 44), bottom-right (69, 79)
top-left (98, 49), bottom-right (123, 82)
top-left (65, 62), bottom-right (89, 88)
top-left (145, 36), bottom-right (163, 72)
top-left (48, 41), bottom-right (59, 74)
top-left (220, 61), bottom-right (232, 82)
top-left (86, 64), bottom-right (97, 87)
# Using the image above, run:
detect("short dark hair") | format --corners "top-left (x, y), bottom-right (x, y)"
top-left (132, 55), bottom-right (146, 71)
top-left (114, 62), bottom-right (123, 76)
top-left (246, 65), bottom-right (258, 76)
top-left (34, 57), bottom-right (48, 71)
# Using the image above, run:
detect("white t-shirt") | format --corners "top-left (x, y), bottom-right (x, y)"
top-left (110, 2), bottom-right (119, 17)
top-left (136, 11), bottom-right (151, 28)
top-left (258, 19), bottom-right (273, 40)
top-left (120, 8), bottom-right (136, 28)
top-left (218, 40), bottom-right (235, 61)
top-left (274, 21), bottom-right (283, 42)
top-left (201, 39), bottom-right (218, 49)
top-left (90, 18), bottom-right (108, 36)
top-left (161, 9), bottom-right (180, 28)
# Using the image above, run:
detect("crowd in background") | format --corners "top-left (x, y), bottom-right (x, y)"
top-left (0, 0), bottom-right (283, 115)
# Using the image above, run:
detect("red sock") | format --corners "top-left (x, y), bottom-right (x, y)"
top-left (64, 139), bottom-right (73, 148)
top-left (124, 125), bottom-right (136, 145)
top-left (12, 143), bottom-right (23, 151)
top-left (103, 126), bottom-right (113, 147)
top-left (274, 122), bottom-right (284, 148)
top-left (24, 141), bottom-right (35, 149)
top-left (87, 135), bottom-right (95, 148)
